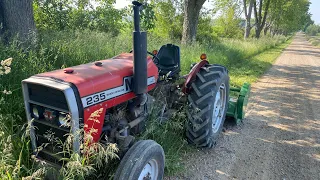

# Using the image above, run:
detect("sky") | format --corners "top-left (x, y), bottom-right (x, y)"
top-left (310, 0), bottom-right (320, 24)
top-left (115, 0), bottom-right (320, 24)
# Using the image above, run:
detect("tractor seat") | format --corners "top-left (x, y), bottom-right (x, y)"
top-left (156, 44), bottom-right (180, 77)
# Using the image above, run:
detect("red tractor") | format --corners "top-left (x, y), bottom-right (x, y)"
top-left (22, 1), bottom-right (250, 179)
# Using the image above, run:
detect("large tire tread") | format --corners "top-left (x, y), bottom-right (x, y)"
top-left (186, 64), bottom-right (229, 148)
top-left (114, 140), bottom-right (165, 180)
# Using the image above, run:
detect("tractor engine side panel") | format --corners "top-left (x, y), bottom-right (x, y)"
top-left (83, 78), bottom-right (156, 142)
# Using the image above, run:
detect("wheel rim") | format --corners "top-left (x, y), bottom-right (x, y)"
top-left (212, 84), bottom-right (227, 133)
top-left (138, 159), bottom-right (159, 180)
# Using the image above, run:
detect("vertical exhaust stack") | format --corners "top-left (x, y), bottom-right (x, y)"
top-left (132, 1), bottom-right (147, 98)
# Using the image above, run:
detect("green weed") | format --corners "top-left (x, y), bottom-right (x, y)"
top-left (305, 34), bottom-right (320, 47)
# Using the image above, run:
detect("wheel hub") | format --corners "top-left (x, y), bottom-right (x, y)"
top-left (138, 159), bottom-right (159, 180)
top-left (212, 84), bottom-right (227, 133)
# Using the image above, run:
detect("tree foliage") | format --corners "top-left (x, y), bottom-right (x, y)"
top-left (33, 0), bottom-right (123, 35)
top-left (151, 0), bottom-right (183, 39)
top-left (2, 0), bottom-right (314, 43)
top-left (213, 0), bottom-right (243, 38)
top-left (267, 0), bottom-right (312, 35)
top-left (305, 24), bottom-right (320, 36)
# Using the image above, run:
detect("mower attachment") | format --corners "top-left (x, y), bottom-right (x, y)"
top-left (226, 83), bottom-right (251, 124)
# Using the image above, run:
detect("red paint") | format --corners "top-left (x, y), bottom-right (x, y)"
top-left (38, 53), bottom-right (158, 97)
top-left (37, 53), bottom-right (159, 142)
top-left (182, 60), bottom-right (209, 94)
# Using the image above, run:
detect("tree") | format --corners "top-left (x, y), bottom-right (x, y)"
top-left (33, 0), bottom-right (123, 35)
top-left (306, 24), bottom-right (320, 36)
top-left (253, 0), bottom-right (271, 38)
top-left (303, 13), bottom-right (314, 32)
top-left (213, 0), bottom-right (242, 38)
top-left (267, 0), bottom-right (311, 35)
top-left (151, 0), bottom-right (183, 39)
top-left (33, 0), bottom-right (72, 31)
top-left (181, 0), bottom-right (206, 44)
top-left (0, 0), bottom-right (36, 42)
top-left (243, 0), bottom-right (254, 39)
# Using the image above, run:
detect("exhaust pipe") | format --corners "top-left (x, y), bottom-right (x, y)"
top-left (132, 1), bottom-right (147, 97)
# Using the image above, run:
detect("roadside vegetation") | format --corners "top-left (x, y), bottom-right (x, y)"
top-left (0, 29), bottom-right (290, 179)
top-left (305, 24), bottom-right (320, 46)
top-left (0, 0), bottom-right (311, 179)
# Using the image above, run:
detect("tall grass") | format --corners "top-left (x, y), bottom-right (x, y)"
top-left (0, 30), bottom-right (289, 179)
top-left (306, 35), bottom-right (320, 47)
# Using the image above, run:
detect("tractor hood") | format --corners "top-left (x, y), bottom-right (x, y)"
top-left (36, 53), bottom-right (158, 98)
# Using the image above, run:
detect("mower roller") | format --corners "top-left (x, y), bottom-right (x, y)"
top-left (21, 1), bottom-right (250, 179)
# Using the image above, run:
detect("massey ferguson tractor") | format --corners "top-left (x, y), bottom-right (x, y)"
top-left (22, 1), bottom-right (250, 179)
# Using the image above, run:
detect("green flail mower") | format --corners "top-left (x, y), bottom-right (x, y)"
top-left (227, 82), bottom-right (251, 124)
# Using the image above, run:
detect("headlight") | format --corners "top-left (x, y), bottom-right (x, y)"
top-left (58, 113), bottom-right (70, 127)
top-left (31, 105), bottom-right (44, 119)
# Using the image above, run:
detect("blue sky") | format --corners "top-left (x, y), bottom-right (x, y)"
top-left (115, 0), bottom-right (320, 24)
top-left (310, 0), bottom-right (320, 24)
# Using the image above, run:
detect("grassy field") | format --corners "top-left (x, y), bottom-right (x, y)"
top-left (0, 31), bottom-right (291, 179)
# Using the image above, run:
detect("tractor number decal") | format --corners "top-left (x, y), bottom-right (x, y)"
top-left (81, 76), bottom-right (156, 108)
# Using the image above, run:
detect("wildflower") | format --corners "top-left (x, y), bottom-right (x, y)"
top-left (4, 66), bottom-right (11, 74)
top-left (3, 90), bottom-right (12, 95)
top-left (1, 57), bottom-right (12, 66)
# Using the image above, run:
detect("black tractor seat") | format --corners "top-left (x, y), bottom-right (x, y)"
top-left (156, 44), bottom-right (180, 77)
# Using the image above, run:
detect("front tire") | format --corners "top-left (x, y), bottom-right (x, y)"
top-left (186, 64), bottom-right (229, 148)
top-left (114, 140), bottom-right (165, 180)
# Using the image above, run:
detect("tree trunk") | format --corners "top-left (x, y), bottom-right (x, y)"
top-left (244, 0), bottom-right (254, 39)
top-left (264, 24), bottom-right (270, 36)
top-left (244, 23), bottom-right (251, 39)
top-left (0, 0), bottom-right (36, 43)
top-left (264, 27), bottom-right (267, 36)
top-left (0, 2), bottom-right (4, 38)
top-left (181, 0), bottom-right (206, 44)
top-left (255, 27), bottom-right (262, 38)
top-left (253, 0), bottom-right (271, 38)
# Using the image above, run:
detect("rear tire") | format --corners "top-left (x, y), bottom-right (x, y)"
top-left (114, 140), bottom-right (165, 180)
top-left (186, 64), bottom-right (229, 148)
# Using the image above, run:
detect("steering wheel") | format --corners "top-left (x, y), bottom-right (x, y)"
top-left (147, 51), bottom-right (160, 64)
top-left (129, 49), bottom-right (160, 64)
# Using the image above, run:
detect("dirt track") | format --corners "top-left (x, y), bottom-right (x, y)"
top-left (178, 33), bottom-right (320, 180)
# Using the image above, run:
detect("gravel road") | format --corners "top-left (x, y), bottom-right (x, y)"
top-left (175, 33), bottom-right (320, 180)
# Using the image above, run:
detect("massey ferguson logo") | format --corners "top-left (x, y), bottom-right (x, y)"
top-left (44, 109), bottom-right (56, 121)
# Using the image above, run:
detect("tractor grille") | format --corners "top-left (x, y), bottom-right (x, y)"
top-left (28, 83), bottom-right (69, 111)
top-left (34, 120), bottom-right (70, 164)
top-left (27, 83), bottom-right (71, 164)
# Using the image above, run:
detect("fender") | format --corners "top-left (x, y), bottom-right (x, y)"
top-left (182, 60), bottom-right (209, 94)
